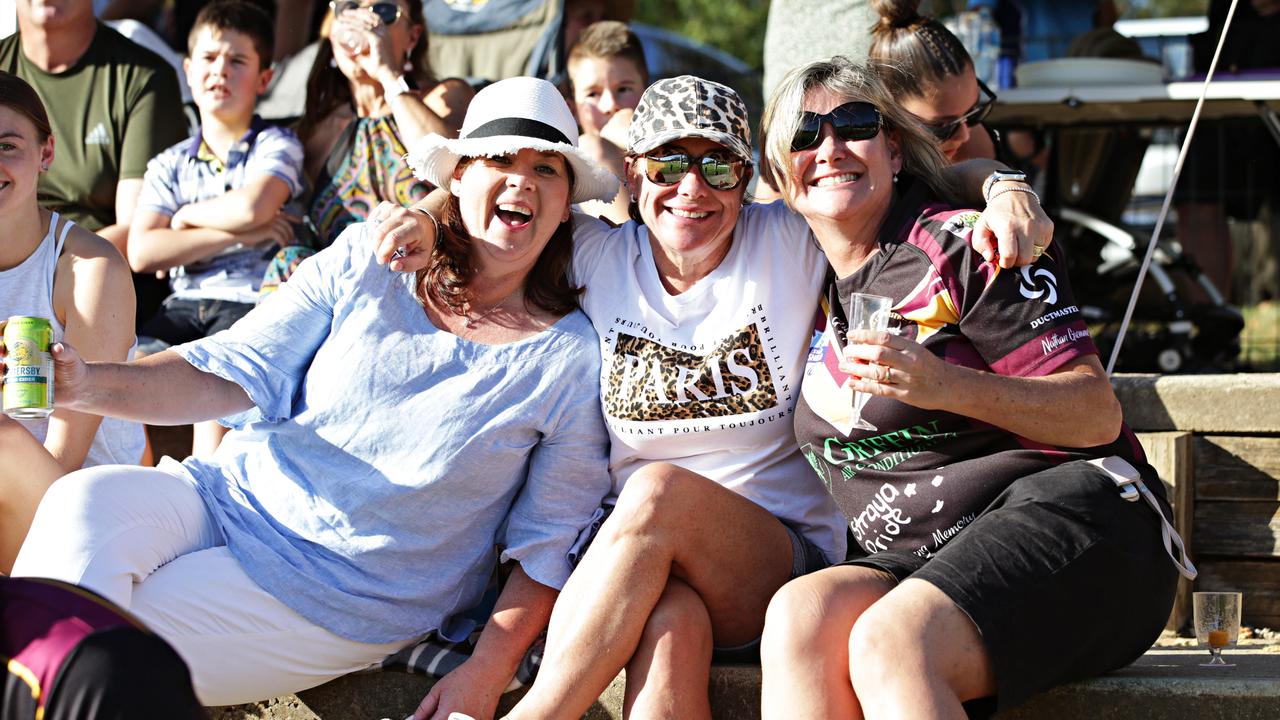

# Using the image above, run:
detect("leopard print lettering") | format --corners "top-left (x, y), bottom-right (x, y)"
top-left (604, 323), bottom-right (778, 421)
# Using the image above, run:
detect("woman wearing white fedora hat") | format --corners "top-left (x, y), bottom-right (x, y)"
top-left (377, 73), bottom-right (1053, 719)
top-left (9, 77), bottom-right (616, 719)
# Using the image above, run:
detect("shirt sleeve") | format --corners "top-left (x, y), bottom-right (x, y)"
top-left (172, 225), bottom-right (361, 426)
top-left (568, 211), bottom-right (625, 285)
top-left (119, 64), bottom-right (188, 181)
top-left (135, 147), bottom-right (181, 216)
top-left (498, 347), bottom-right (611, 589)
top-left (739, 200), bottom-right (826, 280)
top-left (940, 211), bottom-right (1097, 377)
top-left (246, 127), bottom-right (306, 199)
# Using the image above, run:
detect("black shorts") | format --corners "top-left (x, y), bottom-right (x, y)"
top-left (843, 460), bottom-right (1179, 712)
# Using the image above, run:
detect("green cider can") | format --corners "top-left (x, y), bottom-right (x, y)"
top-left (3, 316), bottom-right (54, 419)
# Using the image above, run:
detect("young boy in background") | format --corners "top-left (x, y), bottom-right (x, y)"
top-left (127, 0), bottom-right (305, 456)
top-left (565, 20), bottom-right (648, 222)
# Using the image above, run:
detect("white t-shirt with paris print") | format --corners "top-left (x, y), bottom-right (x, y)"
top-left (571, 202), bottom-right (847, 562)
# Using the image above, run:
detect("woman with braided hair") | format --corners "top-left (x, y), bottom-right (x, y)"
top-left (869, 0), bottom-right (999, 163)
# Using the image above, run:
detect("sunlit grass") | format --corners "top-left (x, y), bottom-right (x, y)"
top-left (1240, 301), bottom-right (1280, 371)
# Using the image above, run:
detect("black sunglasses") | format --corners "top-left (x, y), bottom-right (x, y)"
top-left (791, 101), bottom-right (882, 152)
top-left (919, 79), bottom-right (997, 142)
top-left (330, 0), bottom-right (402, 25)
top-left (642, 150), bottom-right (746, 191)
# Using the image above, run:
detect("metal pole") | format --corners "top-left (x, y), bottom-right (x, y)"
top-left (1106, 0), bottom-right (1242, 376)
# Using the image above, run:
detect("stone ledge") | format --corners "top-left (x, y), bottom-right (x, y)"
top-left (1112, 373), bottom-right (1280, 434)
top-left (209, 644), bottom-right (1280, 720)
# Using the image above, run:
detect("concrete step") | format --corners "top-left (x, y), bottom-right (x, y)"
top-left (208, 642), bottom-right (1280, 720)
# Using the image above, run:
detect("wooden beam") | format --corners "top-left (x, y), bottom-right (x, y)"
top-left (1137, 431), bottom-right (1194, 631)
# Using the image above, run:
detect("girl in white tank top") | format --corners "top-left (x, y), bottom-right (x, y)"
top-left (0, 77), bottom-right (145, 571)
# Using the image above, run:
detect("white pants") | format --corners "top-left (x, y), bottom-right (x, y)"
top-left (11, 463), bottom-right (405, 706)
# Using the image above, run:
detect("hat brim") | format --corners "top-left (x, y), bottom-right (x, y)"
top-left (405, 134), bottom-right (620, 205)
top-left (627, 128), bottom-right (754, 165)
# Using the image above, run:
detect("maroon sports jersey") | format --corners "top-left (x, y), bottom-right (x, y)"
top-left (794, 176), bottom-right (1157, 560)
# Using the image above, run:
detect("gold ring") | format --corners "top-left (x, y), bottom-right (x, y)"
top-left (1032, 244), bottom-right (1045, 258)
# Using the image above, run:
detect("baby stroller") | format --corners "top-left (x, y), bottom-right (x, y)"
top-left (1040, 125), bottom-right (1243, 373)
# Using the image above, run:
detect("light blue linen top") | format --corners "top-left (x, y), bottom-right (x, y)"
top-left (172, 224), bottom-right (611, 644)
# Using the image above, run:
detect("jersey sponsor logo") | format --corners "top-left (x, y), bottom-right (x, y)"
top-left (603, 323), bottom-right (777, 422)
top-left (1018, 265), bottom-right (1058, 305)
top-left (1028, 304), bottom-right (1079, 329)
top-left (801, 442), bottom-right (834, 492)
top-left (84, 122), bottom-right (110, 146)
top-left (940, 211), bottom-right (981, 239)
top-left (818, 420), bottom-right (955, 482)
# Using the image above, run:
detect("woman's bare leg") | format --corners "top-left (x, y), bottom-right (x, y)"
top-left (760, 565), bottom-right (894, 720)
top-left (623, 577), bottom-right (713, 720)
top-left (849, 578), bottom-right (997, 720)
top-left (505, 463), bottom-right (794, 720)
top-left (0, 417), bottom-right (63, 572)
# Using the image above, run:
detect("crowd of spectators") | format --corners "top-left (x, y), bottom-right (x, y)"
top-left (0, 1), bottom-right (1204, 719)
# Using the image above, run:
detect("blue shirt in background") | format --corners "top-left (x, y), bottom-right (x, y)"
top-left (138, 118), bottom-right (306, 304)
top-left (173, 225), bottom-right (611, 644)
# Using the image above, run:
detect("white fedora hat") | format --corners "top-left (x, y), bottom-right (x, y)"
top-left (405, 76), bottom-right (619, 204)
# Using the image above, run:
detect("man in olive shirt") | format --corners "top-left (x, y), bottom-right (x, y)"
top-left (0, 0), bottom-right (186, 321)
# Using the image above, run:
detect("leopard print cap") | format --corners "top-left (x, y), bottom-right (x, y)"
top-left (627, 75), bottom-right (753, 162)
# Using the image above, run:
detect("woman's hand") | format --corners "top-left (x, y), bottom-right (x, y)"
top-left (839, 329), bottom-right (954, 410)
top-left (411, 656), bottom-right (507, 720)
top-left (0, 323), bottom-right (91, 412)
top-left (370, 201), bottom-right (436, 272)
top-left (333, 10), bottom-right (402, 88)
top-left (970, 184), bottom-right (1053, 269)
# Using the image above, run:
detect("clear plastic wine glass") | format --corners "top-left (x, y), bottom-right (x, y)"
top-left (847, 293), bottom-right (893, 432)
top-left (1193, 591), bottom-right (1241, 667)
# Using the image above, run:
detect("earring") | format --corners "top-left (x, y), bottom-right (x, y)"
top-left (893, 173), bottom-right (898, 184)
top-left (404, 52), bottom-right (412, 73)
top-left (329, 56), bottom-right (338, 68)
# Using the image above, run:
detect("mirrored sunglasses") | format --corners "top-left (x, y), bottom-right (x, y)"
top-left (642, 150), bottom-right (746, 191)
top-left (920, 79), bottom-right (997, 142)
top-left (791, 101), bottom-right (882, 152)
top-left (330, 0), bottom-right (403, 25)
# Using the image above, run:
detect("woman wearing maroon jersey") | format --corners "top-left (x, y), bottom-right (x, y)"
top-left (753, 56), bottom-right (1191, 719)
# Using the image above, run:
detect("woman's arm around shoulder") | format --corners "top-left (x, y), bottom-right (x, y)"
top-left (942, 159), bottom-right (1053, 268)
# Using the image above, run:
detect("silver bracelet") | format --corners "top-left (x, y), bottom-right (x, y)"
top-left (391, 207), bottom-right (440, 261)
top-left (410, 206), bottom-right (440, 236)
top-left (985, 184), bottom-right (1040, 206)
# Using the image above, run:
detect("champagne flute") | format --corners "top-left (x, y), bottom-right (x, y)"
top-left (1193, 591), bottom-right (1242, 667)
top-left (847, 292), bottom-right (893, 432)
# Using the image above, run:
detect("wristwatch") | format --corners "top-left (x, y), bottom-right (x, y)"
top-left (382, 74), bottom-right (412, 100)
top-left (982, 169), bottom-right (1028, 202)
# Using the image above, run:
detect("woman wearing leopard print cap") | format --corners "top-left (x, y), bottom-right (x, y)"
top-left (379, 74), bottom-right (1050, 719)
